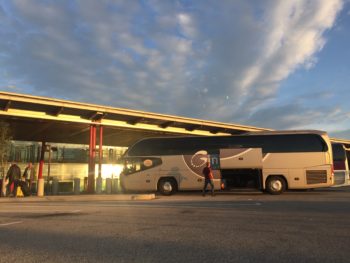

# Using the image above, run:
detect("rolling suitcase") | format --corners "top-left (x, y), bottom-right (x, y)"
top-left (19, 181), bottom-right (31, 196)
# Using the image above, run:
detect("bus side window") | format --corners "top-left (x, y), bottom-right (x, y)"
top-left (123, 157), bottom-right (162, 175)
top-left (124, 161), bottom-right (137, 174)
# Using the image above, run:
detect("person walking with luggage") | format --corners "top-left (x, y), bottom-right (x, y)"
top-left (202, 161), bottom-right (215, 196)
top-left (5, 163), bottom-right (21, 197)
top-left (23, 162), bottom-right (36, 194)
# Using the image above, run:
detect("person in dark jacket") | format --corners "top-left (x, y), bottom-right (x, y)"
top-left (202, 161), bottom-right (215, 196)
top-left (5, 163), bottom-right (21, 197)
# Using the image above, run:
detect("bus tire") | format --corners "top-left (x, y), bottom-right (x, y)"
top-left (158, 178), bottom-right (177, 196)
top-left (266, 176), bottom-right (286, 195)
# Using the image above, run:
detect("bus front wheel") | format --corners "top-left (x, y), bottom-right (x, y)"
top-left (266, 176), bottom-right (286, 195)
top-left (158, 178), bottom-right (177, 196)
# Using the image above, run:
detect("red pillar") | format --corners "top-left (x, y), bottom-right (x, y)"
top-left (98, 126), bottom-right (103, 178)
top-left (38, 141), bottom-right (46, 180)
top-left (88, 125), bottom-right (96, 193)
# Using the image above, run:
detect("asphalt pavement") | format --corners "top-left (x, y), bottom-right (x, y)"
top-left (0, 193), bottom-right (156, 202)
top-left (1, 187), bottom-right (350, 263)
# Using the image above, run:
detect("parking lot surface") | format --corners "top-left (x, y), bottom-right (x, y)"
top-left (0, 187), bottom-right (350, 263)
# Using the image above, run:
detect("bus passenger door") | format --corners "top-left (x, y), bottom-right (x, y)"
top-left (122, 158), bottom-right (161, 191)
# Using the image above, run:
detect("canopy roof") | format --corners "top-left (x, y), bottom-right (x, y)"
top-left (0, 92), bottom-right (272, 147)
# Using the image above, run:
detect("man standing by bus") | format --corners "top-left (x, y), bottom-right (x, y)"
top-left (202, 161), bottom-right (215, 196)
top-left (5, 163), bottom-right (21, 197)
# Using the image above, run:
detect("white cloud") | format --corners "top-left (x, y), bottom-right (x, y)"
top-left (232, 0), bottom-right (343, 111)
top-left (0, 0), bottom-right (347, 137)
top-left (177, 13), bottom-right (197, 38)
top-left (245, 102), bottom-right (350, 131)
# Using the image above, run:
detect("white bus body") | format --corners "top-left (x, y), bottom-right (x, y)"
top-left (120, 130), bottom-right (334, 195)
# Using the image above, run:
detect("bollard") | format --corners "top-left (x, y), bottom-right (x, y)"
top-left (83, 177), bottom-right (88, 192)
top-left (1, 177), bottom-right (6, 197)
top-left (106, 178), bottom-right (112, 194)
top-left (52, 177), bottom-right (59, 195)
top-left (96, 177), bottom-right (102, 194)
top-left (112, 178), bottom-right (119, 193)
top-left (37, 178), bottom-right (44, 197)
top-left (74, 178), bottom-right (80, 195)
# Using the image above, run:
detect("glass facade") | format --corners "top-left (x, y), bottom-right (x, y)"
top-left (3, 141), bottom-right (127, 193)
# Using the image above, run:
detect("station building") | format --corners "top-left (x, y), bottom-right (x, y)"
top-left (0, 91), bottom-right (349, 194)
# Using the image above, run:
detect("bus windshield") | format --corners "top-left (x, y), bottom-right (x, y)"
top-left (122, 157), bottom-right (162, 175)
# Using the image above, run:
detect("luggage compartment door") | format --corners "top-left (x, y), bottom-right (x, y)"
top-left (219, 148), bottom-right (263, 169)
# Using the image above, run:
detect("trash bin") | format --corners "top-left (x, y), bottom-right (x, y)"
top-left (83, 177), bottom-right (88, 192)
top-left (96, 177), bottom-right (102, 194)
top-left (112, 178), bottom-right (119, 193)
top-left (52, 177), bottom-right (59, 195)
top-left (74, 178), bottom-right (80, 195)
top-left (106, 178), bottom-right (112, 194)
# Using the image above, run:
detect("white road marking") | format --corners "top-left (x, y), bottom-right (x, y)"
top-left (0, 210), bottom-right (82, 214)
top-left (65, 202), bottom-right (263, 209)
top-left (0, 221), bottom-right (23, 227)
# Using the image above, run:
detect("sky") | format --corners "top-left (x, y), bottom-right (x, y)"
top-left (1, 0), bottom-right (350, 139)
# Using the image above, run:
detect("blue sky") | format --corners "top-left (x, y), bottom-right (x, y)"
top-left (1, 0), bottom-right (350, 139)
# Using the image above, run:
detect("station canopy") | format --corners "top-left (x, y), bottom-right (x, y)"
top-left (0, 92), bottom-right (273, 147)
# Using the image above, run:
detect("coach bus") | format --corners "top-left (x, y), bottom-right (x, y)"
top-left (331, 143), bottom-right (350, 187)
top-left (120, 130), bottom-right (334, 195)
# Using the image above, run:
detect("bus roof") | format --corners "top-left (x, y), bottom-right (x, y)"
top-left (133, 130), bottom-right (328, 141)
top-left (125, 130), bottom-right (330, 157)
top-left (244, 130), bottom-right (328, 136)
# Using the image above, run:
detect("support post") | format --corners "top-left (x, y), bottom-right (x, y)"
top-left (37, 141), bottom-right (46, 197)
top-left (96, 125), bottom-right (103, 194)
top-left (99, 125), bottom-right (103, 179)
top-left (87, 125), bottom-right (96, 193)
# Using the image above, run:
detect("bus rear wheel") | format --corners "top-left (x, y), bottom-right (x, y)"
top-left (266, 176), bottom-right (286, 195)
top-left (158, 178), bottom-right (177, 196)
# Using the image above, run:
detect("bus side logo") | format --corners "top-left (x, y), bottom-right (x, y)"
top-left (183, 150), bottom-right (221, 179)
top-left (190, 150), bottom-right (208, 168)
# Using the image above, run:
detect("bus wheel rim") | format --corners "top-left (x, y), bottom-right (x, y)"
top-left (271, 180), bottom-right (282, 191)
top-left (163, 182), bottom-right (172, 192)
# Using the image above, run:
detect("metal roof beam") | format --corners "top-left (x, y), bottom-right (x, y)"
top-left (127, 117), bottom-right (144, 125)
top-left (88, 111), bottom-right (107, 121)
top-left (46, 106), bottom-right (65, 117)
top-left (159, 121), bottom-right (175, 129)
top-left (1, 100), bottom-right (11, 111)
top-left (185, 124), bottom-right (201, 131)
top-left (228, 130), bottom-right (249, 135)
top-left (53, 106), bottom-right (64, 116)
top-left (210, 128), bottom-right (226, 134)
